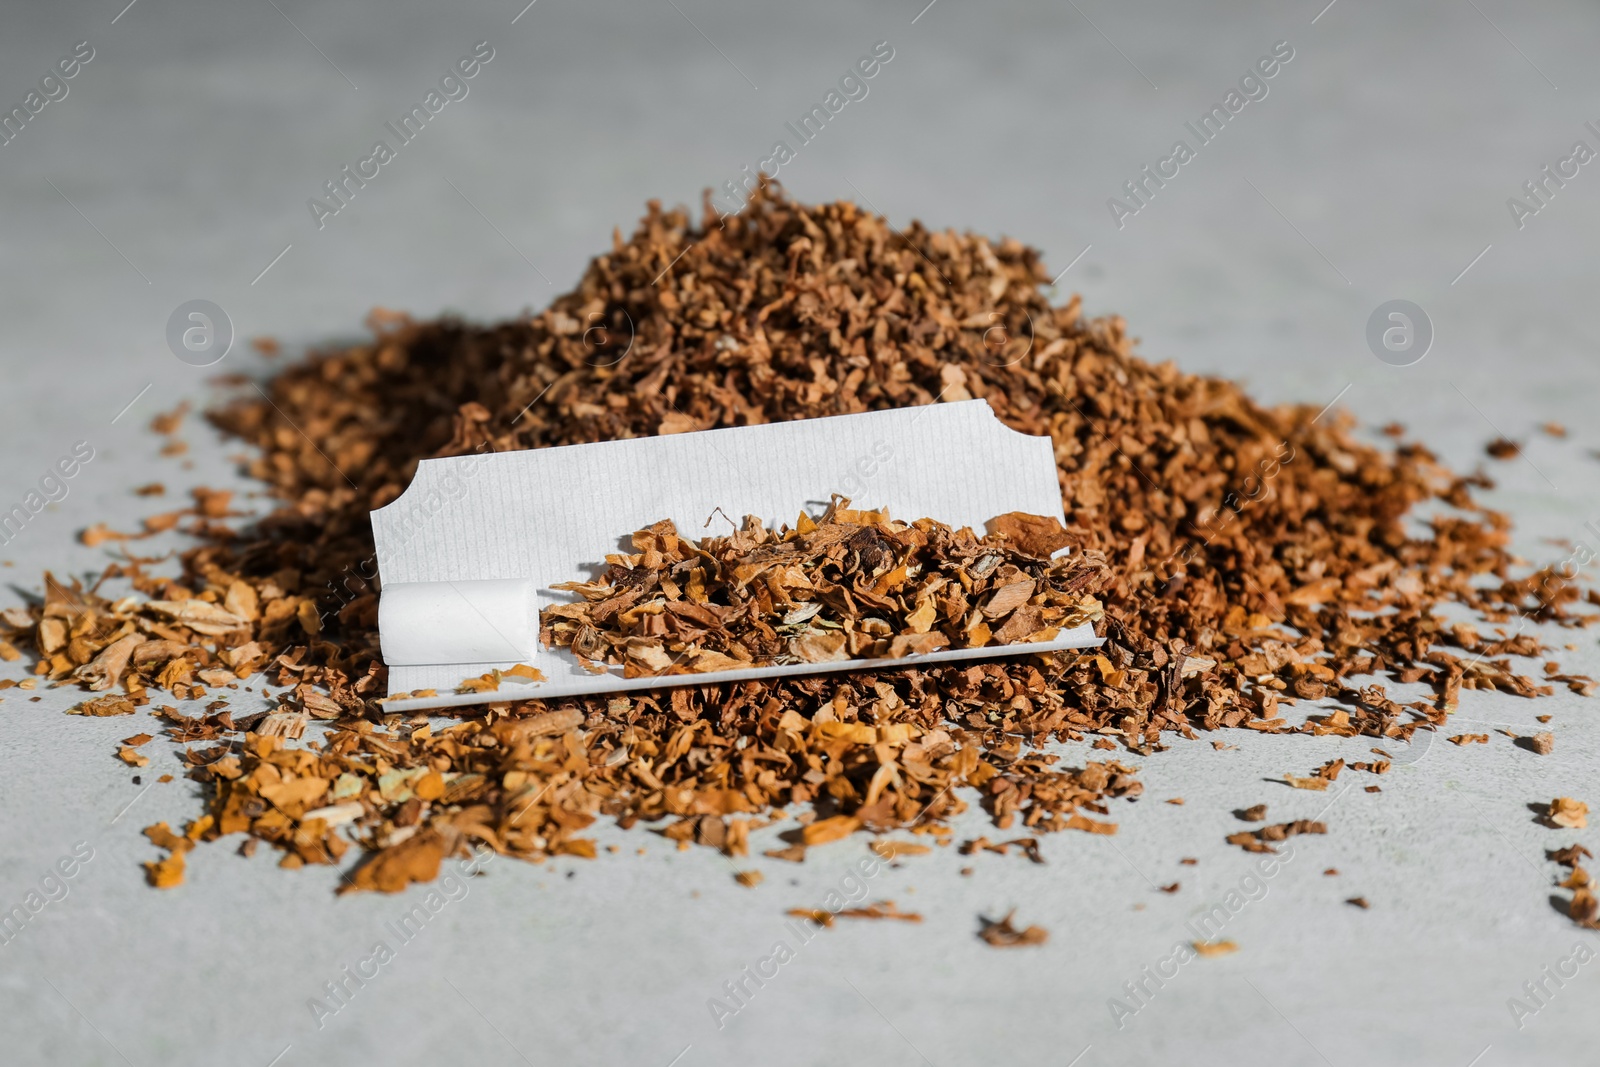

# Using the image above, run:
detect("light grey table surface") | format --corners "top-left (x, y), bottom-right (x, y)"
top-left (2, 1), bottom-right (1598, 1064)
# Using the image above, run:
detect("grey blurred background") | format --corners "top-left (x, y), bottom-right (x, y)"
top-left (2, 1), bottom-right (1599, 1065)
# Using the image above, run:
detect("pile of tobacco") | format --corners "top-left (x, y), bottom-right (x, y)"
top-left (1, 183), bottom-right (1594, 931)
top-left (540, 503), bottom-right (1105, 675)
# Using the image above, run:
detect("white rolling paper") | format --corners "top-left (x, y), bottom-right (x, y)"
top-left (373, 400), bottom-right (1102, 711)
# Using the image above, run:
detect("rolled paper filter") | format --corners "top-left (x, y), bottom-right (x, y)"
top-left (378, 578), bottom-right (538, 667)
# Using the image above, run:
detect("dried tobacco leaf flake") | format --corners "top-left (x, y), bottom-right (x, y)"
top-left (801, 815), bottom-right (862, 847)
top-left (339, 831), bottom-right (445, 894)
top-left (302, 802), bottom-right (363, 827)
top-left (834, 900), bottom-right (922, 923)
top-left (259, 776), bottom-right (329, 811)
top-left (1568, 887), bottom-right (1598, 926)
top-left (734, 870), bottom-right (763, 887)
top-left (1549, 844), bottom-right (1594, 867)
top-left (978, 910), bottom-right (1048, 947)
top-left (960, 836), bottom-right (1044, 863)
top-left (1192, 940), bottom-right (1238, 957)
top-left (1228, 820), bottom-right (1326, 853)
top-left (144, 852), bottom-right (186, 889)
top-left (985, 512), bottom-right (1074, 558)
top-left (69, 696), bottom-right (136, 717)
top-left (150, 402), bottom-right (189, 435)
top-left (144, 599), bottom-right (249, 635)
top-left (1449, 734), bottom-right (1490, 745)
top-left (1226, 831), bottom-right (1275, 854)
top-left (504, 664), bottom-right (546, 683)
top-left (457, 672), bottom-right (500, 693)
top-left (1486, 438), bottom-right (1522, 459)
top-left (141, 821), bottom-right (194, 889)
top-left (786, 908), bottom-right (834, 928)
top-left (1547, 798), bottom-right (1589, 829)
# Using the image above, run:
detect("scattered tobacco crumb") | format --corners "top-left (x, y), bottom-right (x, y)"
top-left (1542, 422), bottom-right (1567, 438)
top-left (149, 402), bottom-right (189, 436)
top-left (871, 839), bottom-right (931, 860)
top-left (1237, 804), bottom-right (1268, 822)
top-left (787, 907), bottom-right (833, 927)
top-left (836, 900), bottom-right (921, 922)
top-left (1159, 882), bottom-right (1180, 893)
top-left (1545, 798), bottom-right (1589, 829)
top-left (1486, 438), bottom-right (1522, 459)
top-left (734, 870), bottom-right (763, 887)
top-left (1345, 896), bottom-right (1369, 909)
top-left (1192, 940), bottom-right (1238, 957)
top-left (978, 910), bottom-right (1048, 947)
top-left (1548, 845), bottom-right (1598, 927)
top-left (1549, 844), bottom-right (1592, 867)
top-left (1226, 820), bottom-right (1327, 854)
top-left (961, 837), bottom-right (1045, 863)
top-left (142, 822), bottom-right (195, 888)
top-left (1179, 857), bottom-right (1198, 866)
top-left (1323, 868), bottom-right (1339, 876)
top-left (788, 900), bottom-right (920, 925)
top-left (1527, 731), bottom-right (1555, 755)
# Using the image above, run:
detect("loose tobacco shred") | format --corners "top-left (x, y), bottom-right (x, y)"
top-left (0, 183), bottom-right (1593, 909)
top-left (977, 911), bottom-right (1049, 947)
top-left (1225, 819), bottom-right (1327, 854)
top-left (540, 502), bottom-right (1103, 675)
